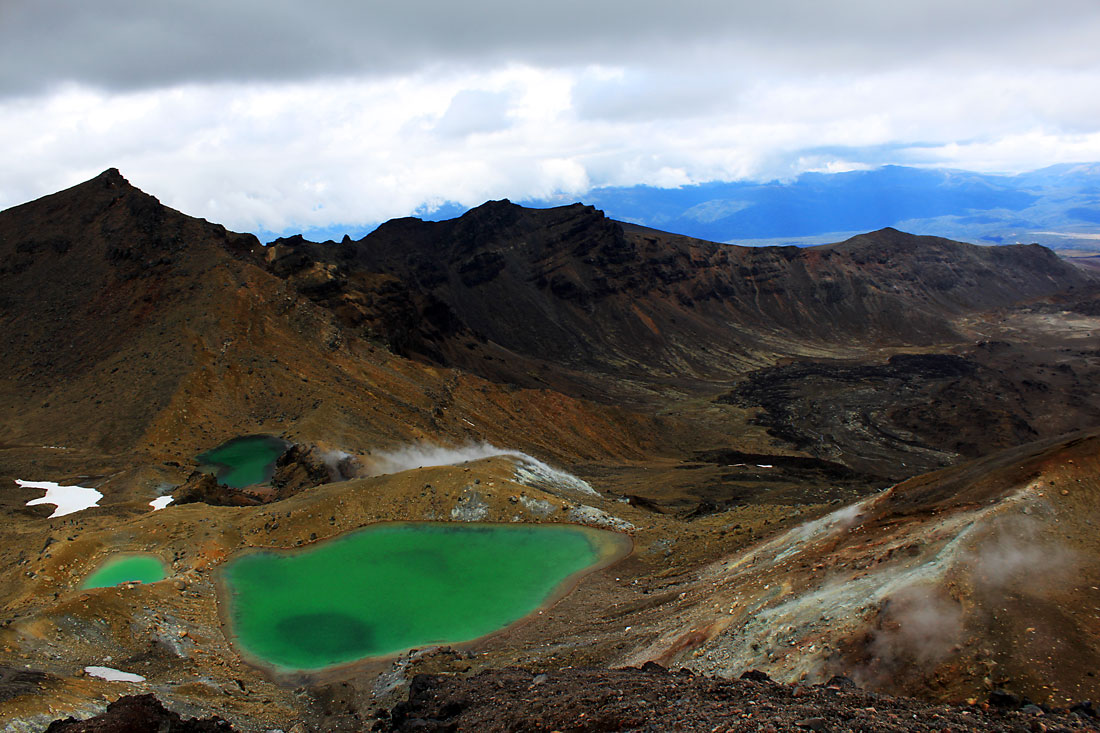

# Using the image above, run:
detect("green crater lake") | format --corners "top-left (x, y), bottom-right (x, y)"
top-left (82, 554), bottom-right (167, 589)
top-left (221, 522), bottom-right (631, 672)
top-left (197, 435), bottom-right (290, 488)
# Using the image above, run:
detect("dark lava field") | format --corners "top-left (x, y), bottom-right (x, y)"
top-left (2, 170), bottom-right (1100, 731)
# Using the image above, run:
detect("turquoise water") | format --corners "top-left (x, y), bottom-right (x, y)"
top-left (82, 554), bottom-right (166, 589)
top-left (221, 522), bottom-right (630, 671)
top-left (196, 435), bottom-right (290, 487)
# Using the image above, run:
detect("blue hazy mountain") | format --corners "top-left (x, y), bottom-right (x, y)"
top-left (583, 167), bottom-right (1034, 238)
top-left (282, 164), bottom-right (1100, 249)
top-left (526, 164), bottom-right (1100, 250)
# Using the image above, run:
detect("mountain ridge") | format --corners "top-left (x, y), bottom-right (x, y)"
top-left (0, 171), bottom-right (661, 461)
top-left (3, 170), bottom-right (1100, 729)
top-left (259, 195), bottom-right (1092, 395)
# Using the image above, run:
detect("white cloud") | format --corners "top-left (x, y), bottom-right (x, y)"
top-left (434, 89), bottom-right (516, 138)
top-left (2, 2), bottom-right (1099, 236)
top-left (901, 130), bottom-right (1100, 172)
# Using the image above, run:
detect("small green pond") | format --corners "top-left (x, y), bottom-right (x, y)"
top-left (221, 522), bottom-right (631, 671)
top-left (82, 554), bottom-right (167, 589)
top-left (197, 435), bottom-right (290, 488)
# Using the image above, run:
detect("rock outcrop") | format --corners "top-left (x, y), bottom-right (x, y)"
top-left (44, 694), bottom-right (233, 732)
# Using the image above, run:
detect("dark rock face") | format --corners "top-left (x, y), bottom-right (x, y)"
top-left (172, 444), bottom-right (339, 505)
top-left (0, 665), bottom-right (51, 703)
top-left (249, 196), bottom-right (1099, 481)
top-left (721, 347), bottom-right (1100, 479)
top-left (44, 693), bottom-right (233, 732)
top-left (258, 204), bottom-right (1092, 395)
top-left (0, 169), bottom-right (262, 453)
top-left (989, 688), bottom-right (1026, 709)
top-left (376, 667), bottom-right (1100, 732)
top-left (270, 444), bottom-right (337, 498)
top-left (172, 472), bottom-right (263, 507)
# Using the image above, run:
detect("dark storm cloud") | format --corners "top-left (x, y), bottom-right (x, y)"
top-left (2, 0), bottom-right (1098, 96)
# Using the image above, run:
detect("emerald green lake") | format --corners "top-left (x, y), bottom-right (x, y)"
top-left (82, 554), bottom-right (166, 589)
top-left (197, 435), bottom-right (290, 488)
top-left (221, 523), bottom-right (631, 672)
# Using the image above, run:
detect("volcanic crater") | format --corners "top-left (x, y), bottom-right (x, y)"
top-left (1, 170), bottom-right (1099, 731)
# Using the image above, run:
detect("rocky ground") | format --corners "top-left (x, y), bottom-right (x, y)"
top-left (41, 668), bottom-right (1100, 732)
top-left (376, 666), bottom-right (1100, 733)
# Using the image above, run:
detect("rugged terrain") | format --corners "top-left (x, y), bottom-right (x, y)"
top-left (43, 672), bottom-right (1100, 732)
top-left (380, 666), bottom-right (1100, 732)
top-left (261, 201), bottom-right (1090, 397)
top-left (1, 170), bottom-right (1099, 731)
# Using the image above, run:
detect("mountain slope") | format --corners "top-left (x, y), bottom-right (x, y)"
top-left (261, 200), bottom-right (1091, 396)
top-left (0, 168), bottom-right (259, 453)
top-left (621, 429), bottom-right (1100, 707)
top-left (0, 171), bottom-right (658, 463)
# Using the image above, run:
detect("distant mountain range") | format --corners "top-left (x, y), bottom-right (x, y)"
top-left (359, 163), bottom-right (1100, 252)
top-left (532, 163), bottom-right (1100, 250)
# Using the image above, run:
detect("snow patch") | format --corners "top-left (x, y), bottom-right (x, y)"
top-left (84, 666), bottom-right (145, 683)
top-left (149, 496), bottom-right (174, 511)
top-left (18, 480), bottom-right (103, 518)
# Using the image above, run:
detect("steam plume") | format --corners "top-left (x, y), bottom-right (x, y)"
top-left (364, 441), bottom-right (598, 496)
top-left (966, 515), bottom-right (1073, 591)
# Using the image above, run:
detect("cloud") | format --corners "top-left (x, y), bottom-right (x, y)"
top-left (571, 68), bottom-right (736, 123)
top-left (3, 1), bottom-right (1099, 97)
top-left (4, 62), bottom-right (1100, 237)
top-left (1, 2), bottom-right (1099, 236)
top-left (434, 89), bottom-right (515, 138)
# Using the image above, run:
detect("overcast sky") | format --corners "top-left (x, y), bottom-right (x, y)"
top-left (2, 0), bottom-right (1099, 237)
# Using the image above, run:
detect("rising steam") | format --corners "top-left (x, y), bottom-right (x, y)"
top-left (857, 582), bottom-right (964, 687)
top-left (363, 441), bottom-right (598, 496)
top-left (852, 513), bottom-right (1074, 688)
top-left (319, 449), bottom-right (360, 482)
top-left (966, 515), bottom-right (1074, 591)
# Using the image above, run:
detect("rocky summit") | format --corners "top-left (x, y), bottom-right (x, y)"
top-left (1, 170), bottom-right (1099, 731)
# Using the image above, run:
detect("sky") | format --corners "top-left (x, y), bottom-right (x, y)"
top-left (2, 0), bottom-right (1100, 239)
